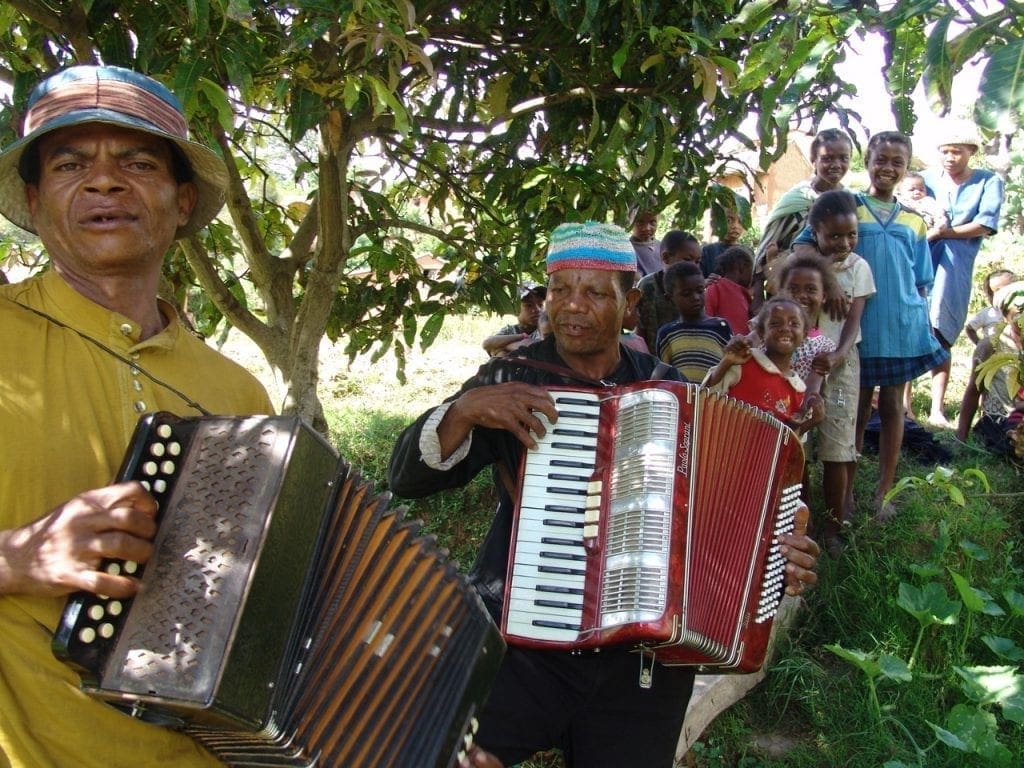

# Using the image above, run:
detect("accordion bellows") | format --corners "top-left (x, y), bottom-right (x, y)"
top-left (53, 413), bottom-right (504, 767)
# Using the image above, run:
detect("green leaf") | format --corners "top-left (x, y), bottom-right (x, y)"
top-left (929, 718), bottom-right (970, 751)
top-left (954, 666), bottom-right (1022, 707)
top-left (419, 312), bottom-right (444, 349)
top-left (878, 654), bottom-right (913, 684)
top-left (1004, 589), bottom-right (1024, 616)
top-left (921, 15), bottom-right (954, 115)
top-left (897, 581), bottom-right (961, 628)
top-left (197, 77), bottom-right (233, 132)
top-left (611, 40), bottom-right (630, 78)
top-left (825, 644), bottom-right (880, 678)
top-left (981, 636), bottom-right (1024, 663)
top-left (959, 539), bottom-right (990, 562)
top-left (949, 570), bottom-right (1005, 615)
top-left (976, 39), bottom-right (1024, 134)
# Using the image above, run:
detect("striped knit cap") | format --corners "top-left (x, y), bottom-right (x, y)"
top-left (546, 221), bottom-right (636, 274)
top-left (994, 280), bottom-right (1024, 315)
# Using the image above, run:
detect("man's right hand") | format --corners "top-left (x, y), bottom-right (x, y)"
top-left (0, 482), bottom-right (158, 598)
top-left (440, 382), bottom-right (559, 454)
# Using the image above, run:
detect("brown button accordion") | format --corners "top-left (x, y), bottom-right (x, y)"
top-left (53, 413), bottom-right (504, 767)
top-left (502, 381), bottom-right (806, 672)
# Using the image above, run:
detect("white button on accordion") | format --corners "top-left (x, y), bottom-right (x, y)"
top-left (53, 413), bottom-right (504, 767)
top-left (502, 381), bottom-right (806, 671)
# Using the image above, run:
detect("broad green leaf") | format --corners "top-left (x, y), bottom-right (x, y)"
top-left (825, 644), bottom-right (880, 678)
top-left (949, 570), bottom-right (1004, 616)
top-left (1004, 589), bottom-right (1024, 616)
top-left (897, 581), bottom-right (961, 628)
top-left (959, 539), bottom-right (990, 562)
top-left (981, 636), bottom-right (1024, 663)
top-left (976, 39), bottom-right (1024, 134)
top-left (938, 704), bottom-right (1012, 765)
top-left (928, 719), bottom-right (969, 751)
top-left (921, 15), bottom-right (954, 115)
top-left (197, 77), bottom-right (233, 132)
top-left (908, 562), bottom-right (943, 578)
top-left (954, 666), bottom-right (1022, 707)
top-left (878, 654), bottom-right (912, 683)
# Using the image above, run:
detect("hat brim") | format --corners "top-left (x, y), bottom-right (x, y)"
top-left (0, 110), bottom-right (227, 239)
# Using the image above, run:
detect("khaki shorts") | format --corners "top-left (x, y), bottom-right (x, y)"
top-left (817, 350), bottom-right (860, 463)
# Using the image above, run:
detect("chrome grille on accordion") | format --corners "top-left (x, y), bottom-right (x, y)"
top-left (53, 412), bottom-right (504, 767)
top-left (501, 381), bottom-right (805, 671)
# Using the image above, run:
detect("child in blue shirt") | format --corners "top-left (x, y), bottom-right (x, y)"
top-left (796, 132), bottom-right (947, 522)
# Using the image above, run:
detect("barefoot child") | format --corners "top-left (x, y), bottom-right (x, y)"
top-left (654, 261), bottom-right (732, 382)
top-left (703, 296), bottom-right (824, 435)
top-left (795, 132), bottom-right (947, 522)
top-left (788, 191), bottom-right (876, 556)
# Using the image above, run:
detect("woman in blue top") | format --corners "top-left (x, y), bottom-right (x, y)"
top-left (922, 122), bottom-right (1004, 426)
top-left (796, 132), bottom-right (948, 522)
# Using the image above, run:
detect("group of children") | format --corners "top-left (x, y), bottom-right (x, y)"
top-left (482, 129), bottom-right (1014, 558)
top-left (642, 132), bottom-right (951, 557)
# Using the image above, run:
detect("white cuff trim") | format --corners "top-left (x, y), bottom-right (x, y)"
top-left (419, 401), bottom-right (472, 470)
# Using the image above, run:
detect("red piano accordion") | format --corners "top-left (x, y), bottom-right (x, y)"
top-left (502, 381), bottom-right (805, 672)
top-left (53, 413), bottom-right (504, 768)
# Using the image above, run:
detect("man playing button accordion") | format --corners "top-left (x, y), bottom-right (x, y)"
top-left (0, 65), bottom-right (501, 768)
top-left (389, 221), bottom-right (821, 768)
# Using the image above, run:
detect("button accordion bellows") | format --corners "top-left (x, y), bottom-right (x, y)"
top-left (502, 381), bottom-right (805, 672)
top-left (53, 413), bottom-right (504, 767)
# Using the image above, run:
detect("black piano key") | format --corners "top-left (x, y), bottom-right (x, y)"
top-left (541, 519), bottom-right (584, 529)
top-left (540, 536), bottom-right (579, 547)
top-left (535, 599), bottom-right (584, 610)
top-left (539, 550), bottom-right (586, 561)
top-left (546, 485), bottom-right (586, 496)
top-left (538, 565), bottom-right (586, 576)
top-left (535, 584), bottom-right (585, 595)
top-left (550, 459), bottom-right (594, 469)
top-left (532, 619), bottom-right (583, 630)
top-left (552, 428), bottom-right (597, 439)
top-left (541, 506), bottom-right (584, 515)
top-left (550, 442), bottom-right (594, 451)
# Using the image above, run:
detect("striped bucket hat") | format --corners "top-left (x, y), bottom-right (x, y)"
top-left (0, 65), bottom-right (227, 238)
top-left (546, 221), bottom-right (636, 274)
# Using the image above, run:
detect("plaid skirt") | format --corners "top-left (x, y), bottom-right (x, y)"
top-left (860, 348), bottom-right (950, 388)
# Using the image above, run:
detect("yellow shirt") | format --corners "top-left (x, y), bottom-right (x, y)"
top-left (0, 271), bottom-right (274, 768)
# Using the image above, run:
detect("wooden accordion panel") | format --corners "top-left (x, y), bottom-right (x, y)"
top-left (502, 381), bottom-right (804, 671)
top-left (53, 413), bottom-right (504, 767)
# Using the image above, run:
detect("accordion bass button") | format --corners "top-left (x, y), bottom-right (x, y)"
top-left (88, 605), bottom-right (104, 621)
top-left (78, 627), bottom-right (96, 644)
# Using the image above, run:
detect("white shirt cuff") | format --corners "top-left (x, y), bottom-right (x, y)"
top-left (419, 401), bottom-right (473, 470)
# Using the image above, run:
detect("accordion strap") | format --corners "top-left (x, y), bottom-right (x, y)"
top-left (500, 355), bottom-right (678, 387)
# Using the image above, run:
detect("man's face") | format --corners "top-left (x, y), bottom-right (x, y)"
top-left (26, 123), bottom-right (196, 280)
top-left (547, 268), bottom-right (632, 359)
